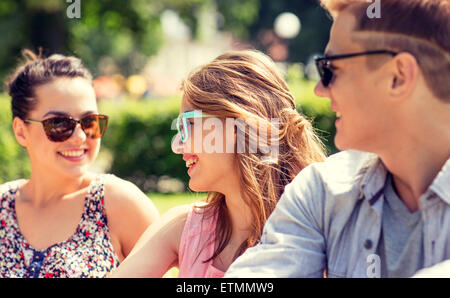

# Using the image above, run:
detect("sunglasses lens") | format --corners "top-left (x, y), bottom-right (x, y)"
top-left (41, 115), bottom-right (108, 142)
top-left (43, 118), bottom-right (76, 142)
top-left (323, 67), bottom-right (333, 87)
top-left (316, 60), bottom-right (333, 87)
top-left (81, 115), bottom-right (108, 139)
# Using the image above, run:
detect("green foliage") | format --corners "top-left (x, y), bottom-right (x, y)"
top-left (98, 97), bottom-right (184, 191)
top-left (0, 0), bottom-right (333, 85)
top-left (216, 0), bottom-right (261, 39)
top-left (0, 0), bottom-right (167, 82)
top-left (0, 97), bottom-right (31, 184)
top-left (288, 79), bottom-right (337, 155)
top-left (67, 0), bottom-right (164, 76)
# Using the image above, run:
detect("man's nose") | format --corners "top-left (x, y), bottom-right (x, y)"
top-left (314, 80), bottom-right (331, 98)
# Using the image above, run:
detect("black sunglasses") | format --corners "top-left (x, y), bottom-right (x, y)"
top-left (314, 50), bottom-right (398, 87)
top-left (25, 114), bottom-right (108, 142)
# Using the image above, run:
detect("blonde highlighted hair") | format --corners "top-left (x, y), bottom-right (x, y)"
top-left (181, 50), bottom-right (326, 262)
top-left (320, 0), bottom-right (450, 101)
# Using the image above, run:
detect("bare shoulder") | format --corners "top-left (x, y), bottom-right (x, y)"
top-left (101, 174), bottom-right (160, 257)
top-left (161, 203), bottom-right (193, 230)
top-left (102, 174), bottom-right (144, 200)
top-left (0, 179), bottom-right (27, 193)
top-left (154, 203), bottom-right (193, 237)
top-left (102, 174), bottom-right (158, 217)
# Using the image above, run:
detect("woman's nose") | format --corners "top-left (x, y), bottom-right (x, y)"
top-left (171, 133), bottom-right (184, 154)
top-left (70, 122), bottom-right (87, 142)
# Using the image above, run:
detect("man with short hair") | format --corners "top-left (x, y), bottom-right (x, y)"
top-left (226, 0), bottom-right (450, 277)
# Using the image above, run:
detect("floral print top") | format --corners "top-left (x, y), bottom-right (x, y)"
top-left (0, 175), bottom-right (120, 278)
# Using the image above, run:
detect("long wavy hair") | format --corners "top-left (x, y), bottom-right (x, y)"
top-left (181, 50), bottom-right (327, 263)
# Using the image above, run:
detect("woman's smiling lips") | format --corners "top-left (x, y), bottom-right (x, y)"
top-left (58, 148), bottom-right (88, 162)
top-left (183, 154), bottom-right (199, 176)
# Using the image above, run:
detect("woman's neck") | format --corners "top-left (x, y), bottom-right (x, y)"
top-left (223, 189), bottom-right (253, 241)
top-left (212, 189), bottom-right (253, 272)
top-left (19, 172), bottom-right (92, 208)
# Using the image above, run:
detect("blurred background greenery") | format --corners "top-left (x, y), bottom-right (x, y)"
top-left (0, 0), bottom-right (336, 209)
top-left (0, 0), bottom-right (332, 80)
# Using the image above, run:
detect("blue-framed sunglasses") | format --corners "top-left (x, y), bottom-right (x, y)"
top-left (176, 110), bottom-right (214, 143)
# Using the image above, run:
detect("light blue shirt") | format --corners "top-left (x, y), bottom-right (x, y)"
top-left (225, 150), bottom-right (450, 277)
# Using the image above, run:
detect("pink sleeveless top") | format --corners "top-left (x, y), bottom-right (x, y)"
top-left (178, 204), bottom-right (225, 278)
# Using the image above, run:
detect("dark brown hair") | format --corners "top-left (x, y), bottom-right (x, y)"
top-left (7, 49), bottom-right (93, 120)
top-left (320, 0), bottom-right (450, 101)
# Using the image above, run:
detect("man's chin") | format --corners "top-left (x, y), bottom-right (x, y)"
top-left (334, 135), bottom-right (348, 151)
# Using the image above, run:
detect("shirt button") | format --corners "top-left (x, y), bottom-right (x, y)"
top-left (364, 239), bottom-right (373, 250)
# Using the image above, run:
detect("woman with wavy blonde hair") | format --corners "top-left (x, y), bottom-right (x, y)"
top-left (111, 50), bottom-right (326, 278)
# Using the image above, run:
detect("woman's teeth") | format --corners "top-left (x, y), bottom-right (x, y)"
top-left (186, 159), bottom-right (197, 167)
top-left (336, 112), bottom-right (342, 118)
top-left (60, 150), bottom-right (85, 157)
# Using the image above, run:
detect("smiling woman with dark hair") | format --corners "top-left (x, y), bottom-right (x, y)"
top-left (0, 50), bottom-right (159, 278)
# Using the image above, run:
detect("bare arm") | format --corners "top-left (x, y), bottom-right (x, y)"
top-left (110, 204), bottom-right (191, 278)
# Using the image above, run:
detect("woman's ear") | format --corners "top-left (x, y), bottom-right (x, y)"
top-left (13, 117), bottom-right (28, 147)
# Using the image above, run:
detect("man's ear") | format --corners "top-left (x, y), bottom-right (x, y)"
top-left (389, 52), bottom-right (419, 99)
top-left (13, 117), bottom-right (28, 147)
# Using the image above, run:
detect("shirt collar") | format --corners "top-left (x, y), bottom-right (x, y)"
top-left (429, 157), bottom-right (450, 205)
top-left (359, 154), bottom-right (387, 206)
top-left (359, 155), bottom-right (450, 206)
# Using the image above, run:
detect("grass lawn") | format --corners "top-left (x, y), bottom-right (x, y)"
top-left (145, 192), bottom-right (208, 277)
top-left (148, 192), bottom-right (207, 214)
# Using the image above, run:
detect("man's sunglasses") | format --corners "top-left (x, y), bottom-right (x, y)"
top-left (176, 110), bottom-right (214, 143)
top-left (25, 114), bottom-right (108, 142)
top-left (314, 50), bottom-right (398, 87)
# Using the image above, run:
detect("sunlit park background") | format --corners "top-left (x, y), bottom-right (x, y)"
top-left (0, 0), bottom-right (337, 215)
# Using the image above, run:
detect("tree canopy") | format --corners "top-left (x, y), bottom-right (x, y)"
top-left (0, 0), bottom-right (331, 82)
